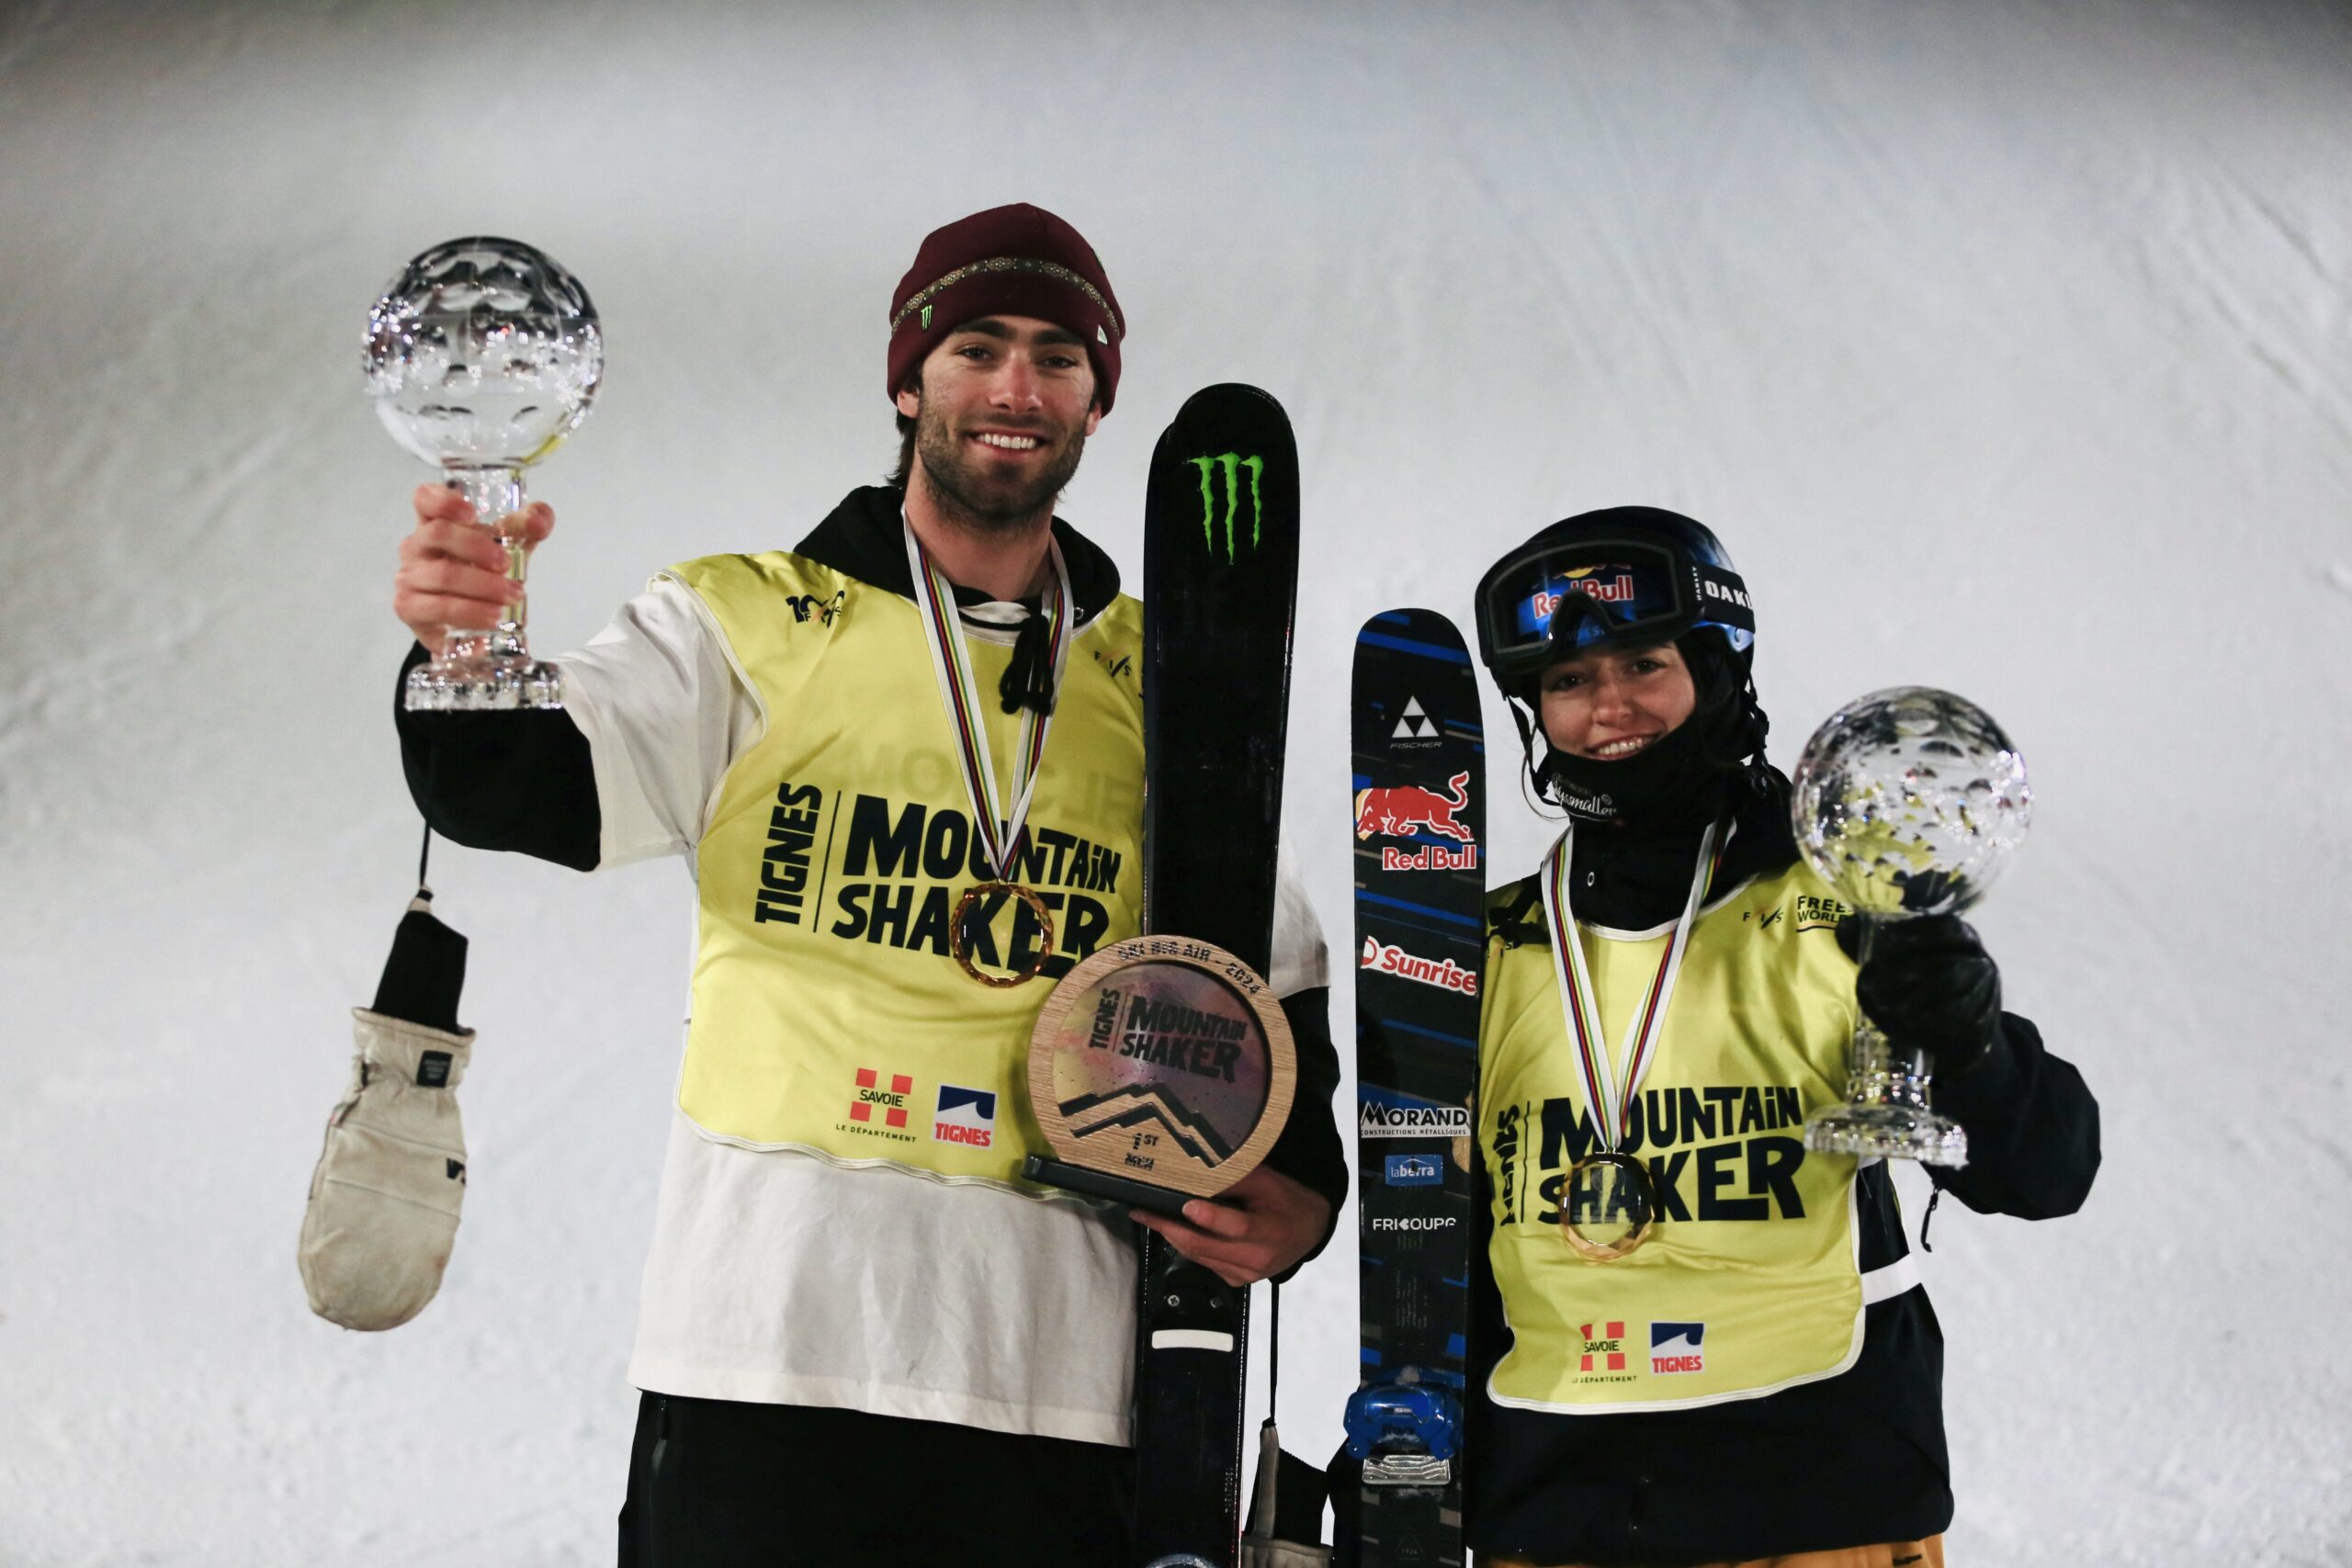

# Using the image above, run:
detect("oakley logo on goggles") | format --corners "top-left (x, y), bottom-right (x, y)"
top-left (1482, 538), bottom-right (1753, 677)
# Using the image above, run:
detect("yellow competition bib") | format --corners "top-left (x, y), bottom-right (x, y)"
top-left (672, 550), bottom-right (1147, 1189)
top-left (1481, 864), bottom-right (1871, 1411)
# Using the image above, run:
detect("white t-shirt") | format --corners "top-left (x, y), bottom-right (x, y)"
top-left (561, 577), bottom-right (1329, 1447)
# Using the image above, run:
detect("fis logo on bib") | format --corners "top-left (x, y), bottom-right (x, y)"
top-left (1360, 936), bottom-right (1479, 996)
top-left (1360, 1101), bottom-right (1473, 1140)
top-left (1650, 1321), bottom-right (1706, 1374)
top-left (1384, 1153), bottom-right (1444, 1187)
top-left (933, 1084), bottom-right (997, 1149)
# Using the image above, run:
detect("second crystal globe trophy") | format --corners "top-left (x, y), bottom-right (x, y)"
top-left (366, 237), bottom-right (603, 711)
top-left (1791, 686), bottom-right (2032, 1167)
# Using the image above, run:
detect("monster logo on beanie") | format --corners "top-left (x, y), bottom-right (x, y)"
top-left (887, 203), bottom-right (1125, 412)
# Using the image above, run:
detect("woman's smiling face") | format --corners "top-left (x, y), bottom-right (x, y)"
top-left (1537, 640), bottom-right (1698, 761)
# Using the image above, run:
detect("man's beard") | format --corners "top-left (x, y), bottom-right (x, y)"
top-left (913, 404), bottom-right (1087, 533)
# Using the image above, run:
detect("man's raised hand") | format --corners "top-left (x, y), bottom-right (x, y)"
top-left (392, 484), bottom-right (554, 649)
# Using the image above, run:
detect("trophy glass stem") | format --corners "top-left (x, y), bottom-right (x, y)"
top-left (403, 466), bottom-right (560, 712)
top-left (446, 467), bottom-right (528, 650)
top-left (1804, 916), bottom-right (1968, 1167)
top-left (1842, 1021), bottom-right (1934, 1113)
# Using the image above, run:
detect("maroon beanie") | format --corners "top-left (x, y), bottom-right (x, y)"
top-left (887, 203), bottom-right (1125, 414)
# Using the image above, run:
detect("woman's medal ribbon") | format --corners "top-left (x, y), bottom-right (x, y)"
top-left (1537, 818), bottom-right (1729, 1259)
top-left (904, 516), bottom-right (1072, 987)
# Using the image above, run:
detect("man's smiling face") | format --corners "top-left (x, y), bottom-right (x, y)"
top-left (899, 315), bottom-right (1102, 530)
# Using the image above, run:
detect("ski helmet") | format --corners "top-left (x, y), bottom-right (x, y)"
top-left (1474, 505), bottom-right (1754, 685)
top-left (1474, 506), bottom-right (1770, 822)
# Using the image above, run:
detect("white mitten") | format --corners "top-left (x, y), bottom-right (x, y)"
top-left (298, 1008), bottom-right (473, 1331)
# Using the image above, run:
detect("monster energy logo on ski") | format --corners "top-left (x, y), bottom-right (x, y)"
top-left (1187, 452), bottom-right (1264, 563)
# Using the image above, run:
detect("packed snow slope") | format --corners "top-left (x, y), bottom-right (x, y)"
top-left (3, 1), bottom-right (2347, 1562)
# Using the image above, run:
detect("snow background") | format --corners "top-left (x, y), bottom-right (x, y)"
top-left (3, 0), bottom-right (2348, 1562)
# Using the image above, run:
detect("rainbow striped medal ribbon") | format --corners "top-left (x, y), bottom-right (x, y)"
top-left (903, 516), bottom-right (1073, 987)
top-left (1537, 818), bottom-right (1728, 1259)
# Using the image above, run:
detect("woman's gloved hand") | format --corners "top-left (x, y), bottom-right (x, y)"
top-left (1838, 914), bottom-right (2002, 1076)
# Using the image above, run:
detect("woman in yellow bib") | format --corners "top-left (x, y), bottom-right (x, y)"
top-left (1454, 508), bottom-right (2099, 1567)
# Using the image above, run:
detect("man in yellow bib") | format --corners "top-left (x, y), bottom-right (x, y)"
top-left (390, 205), bottom-right (1344, 1564)
top-left (1416, 508), bottom-right (2099, 1567)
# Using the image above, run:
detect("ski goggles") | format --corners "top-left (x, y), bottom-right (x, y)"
top-left (1475, 536), bottom-right (1755, 682)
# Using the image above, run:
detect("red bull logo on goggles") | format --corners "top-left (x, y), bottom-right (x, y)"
top-left (1479, 537), bottom-right (1754, 680)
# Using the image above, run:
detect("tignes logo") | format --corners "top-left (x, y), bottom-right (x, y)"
top-left (1187, 452), bottom-right (1264, 563)
top-left (1650, 1320), bottom-right (1705, 1375)
top-left (933, 1083), bottom-right (997, 1149)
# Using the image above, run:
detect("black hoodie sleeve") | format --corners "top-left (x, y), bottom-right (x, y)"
top-left (1926, 1010), bottom-right (2099, 1219)
top-left (1261, 984), bottom-right (1348, 1276)
top-left (393, 642), bottom-right (602, 871)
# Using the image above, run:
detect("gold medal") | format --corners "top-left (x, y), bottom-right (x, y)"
top-left (949, 881), bottom-right (1056, 988)
top-left (904, 515), bottom-right (1075, 988)
top-left (1538, 820), bottom-right (1728, 1260)
top-left (1557, 1151), bottom-right (1657, 1260)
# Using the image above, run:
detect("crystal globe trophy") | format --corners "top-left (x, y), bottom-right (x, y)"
top-left (365, 237), bottom-right (602, 710)
top-left (1791, 686), bottom-right (2031, 1167)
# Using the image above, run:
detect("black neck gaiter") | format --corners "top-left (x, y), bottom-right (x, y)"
top-left (1539, 718), bottom-right (1733, 834)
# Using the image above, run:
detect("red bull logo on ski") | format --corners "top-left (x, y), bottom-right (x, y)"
top-left (1354, 771), bottom-right (1476, 847)
top-left (1360, 936), bottom-right (1479, 997)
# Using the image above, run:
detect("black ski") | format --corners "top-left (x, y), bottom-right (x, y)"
top-left (1130, 384), bottom-right (1301, 1568)
top-left (1345, 610), bottom-right (1486, 1567)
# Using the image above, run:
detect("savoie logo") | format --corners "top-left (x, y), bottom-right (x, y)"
top-left (849, 1067), bottom-right (913, 1135)
top-left (1385, 1153), bottom-right (1443, 1187)
top-left (1187, 452), bottom-right (1264, 563)
top-left (1360, 1101), bottom-right (1473, 1140)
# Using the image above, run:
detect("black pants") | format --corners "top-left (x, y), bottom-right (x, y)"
top-left (616, 1393), bottom-right (1135, 1566)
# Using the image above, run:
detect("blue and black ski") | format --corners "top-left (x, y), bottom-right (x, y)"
top-left (1130, 383), bottom-right (1300, 1568)
top-left (1345, 610), bottom-right (1486, 1567)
